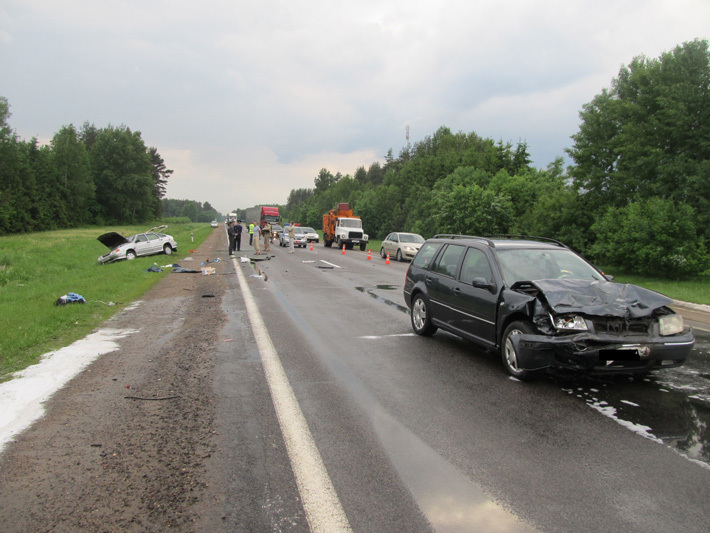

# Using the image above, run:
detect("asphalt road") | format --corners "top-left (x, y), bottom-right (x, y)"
top-left (235, 240), bottom-right (710, 532)
top-left (1, 231), bottom-right (708, 532)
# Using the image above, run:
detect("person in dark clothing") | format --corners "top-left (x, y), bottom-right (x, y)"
top-left (227, 221), bottom-right (236, 255)
top-left (235, 220), bottom-right (243, 251)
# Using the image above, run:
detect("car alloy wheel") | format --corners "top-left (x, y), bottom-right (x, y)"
top-left (411, 294), bottom-right (437, 336)
top-left (501, 320), bottom-right (537, 380)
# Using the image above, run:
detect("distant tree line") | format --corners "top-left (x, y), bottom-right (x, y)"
top-left (282, 39), bottom-right (709, 278)
top-left (0, 101), bottom-right (172, 234)
top-left (161, 198), bottom-right (220, 223)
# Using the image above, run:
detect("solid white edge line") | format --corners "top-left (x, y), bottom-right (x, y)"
top-left (233, 258), bottom-right (352, 533)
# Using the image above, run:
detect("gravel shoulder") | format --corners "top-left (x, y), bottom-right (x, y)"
top-left (0, 228), bottom-right (232, 531)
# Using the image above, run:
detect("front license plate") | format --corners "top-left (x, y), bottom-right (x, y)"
top-left (599, 349), bottom-right (640, 361)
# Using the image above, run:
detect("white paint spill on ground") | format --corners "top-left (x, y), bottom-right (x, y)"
top-left (586, 401), bottom-right (664, 444)
top-left (0, 327), bottom-right (138, 454)
top-left (563, 386), bottom-right (710, 470)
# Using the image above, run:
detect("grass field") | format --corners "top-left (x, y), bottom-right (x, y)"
top-left (0, 223), bottom-right (215, 381)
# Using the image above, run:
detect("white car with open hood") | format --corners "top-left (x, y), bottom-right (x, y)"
top-left (97, 226), bottom-right (178, 264)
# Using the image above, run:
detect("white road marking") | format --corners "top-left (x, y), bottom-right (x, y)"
top-left (319, 260), bottom-right (342, 268)
top-left (233, 259), bottom-right (352, 532)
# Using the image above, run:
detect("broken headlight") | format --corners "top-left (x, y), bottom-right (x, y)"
top-left (659, 314), bottom-right (684, 336)
top-left (551, 314), bottom-right (588, 331)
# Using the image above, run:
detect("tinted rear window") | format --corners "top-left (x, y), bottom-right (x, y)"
top-left (412, 242), bottom-right (442, 269)
top-left (433, 244), bottom-right (465, 277)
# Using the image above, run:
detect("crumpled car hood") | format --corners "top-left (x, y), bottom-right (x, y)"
top-left (97, 232), bottom-right (130, 250)
top-left (518, 279), bottom-right (672, 318)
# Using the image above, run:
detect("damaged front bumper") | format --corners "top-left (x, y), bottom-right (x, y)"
top-left (511, 330), bottom-right (695, 374)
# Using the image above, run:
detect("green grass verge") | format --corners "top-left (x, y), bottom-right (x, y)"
top-left (0, 222), bottom-right (215, 381)
top-left (600, 268), bottom-right (710, 306)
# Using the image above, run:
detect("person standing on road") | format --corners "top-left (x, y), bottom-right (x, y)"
top-left (262, 222), bottom-right (271, 253)
top-left (288, 221), bottom-right (296, 254)
top-left (234, 220), bottom-right (243, 252)
top-left (253, 221), bottom-right (261, 254)
top-left (249, 222), bottom-right (254, 245)
top-left (227, 220), bottom-right (236, 255)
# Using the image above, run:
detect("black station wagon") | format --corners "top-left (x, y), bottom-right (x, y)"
top-left (403, 235), bottom-right (695, 380)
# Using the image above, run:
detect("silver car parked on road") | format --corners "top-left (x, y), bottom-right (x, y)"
top-left (380, 232), bottom-right (425, 261)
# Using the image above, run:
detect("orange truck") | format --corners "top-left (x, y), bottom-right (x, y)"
top-left (322, 202), bottom-right (369, 251)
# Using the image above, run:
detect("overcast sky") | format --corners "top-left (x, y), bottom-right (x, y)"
top-left (2, 1), bottom-right (709, 215)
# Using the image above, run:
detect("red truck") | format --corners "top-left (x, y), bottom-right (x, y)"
top-left (245, 205), bottom-right (280, 227)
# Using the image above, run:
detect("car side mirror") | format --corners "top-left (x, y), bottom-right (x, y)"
top-left (604, 274), bottom-right (615, 281)
top-left (472, 277), bottom-right (496, 292)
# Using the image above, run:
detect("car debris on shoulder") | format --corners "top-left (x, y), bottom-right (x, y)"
top-left (403, 235), bottom-right (695, 380)
top-left (97, 225), bottom-right (178, 264)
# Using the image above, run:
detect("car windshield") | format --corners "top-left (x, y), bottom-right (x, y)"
top-left (400, 234), bottom-right (425, 243)
top-left (496, 248), bottom-right (606, 284)
top-left (301, 227), bottom-right (315, 233)
top-left (340, 219), bottom-right (362, 228)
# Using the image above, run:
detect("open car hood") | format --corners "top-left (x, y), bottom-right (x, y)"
top-left (97, 232), bottom-right (130, 250)
top-left (513, 279), bottom-right (672, 318)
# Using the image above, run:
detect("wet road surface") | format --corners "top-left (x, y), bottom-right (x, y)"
top-left (253, 246), bottom-right (710, 532)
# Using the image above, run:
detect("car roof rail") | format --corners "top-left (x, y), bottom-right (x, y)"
top-left (432, 234), bottom-right (496, 246)
top-left (487, 234), bottom-right (567, 247)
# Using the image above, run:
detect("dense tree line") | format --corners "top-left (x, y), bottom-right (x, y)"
top-left (283, 40), bottom-right (709, 278)
top-left (161, 198), bottom-right (220, 223)
top-left (0, 101), bottom-right (172, 234)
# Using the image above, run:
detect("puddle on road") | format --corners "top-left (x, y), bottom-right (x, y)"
top-left (355, 286), bottom-right (410, 314)
top-left (557, 370), bottom-right (710, 467)
top-left (372, 409), bottom-right (537, 533)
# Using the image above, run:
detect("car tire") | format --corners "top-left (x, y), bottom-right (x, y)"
top-left (126, 250), bottom-right (137, 260)
top-left (396, 249), bottom-right (403, 262)
top-left (501, 320), bottom-right (538, 381)
top-left (411, 294), bottom-right (437, 336)
top-left (380, 247), bottom-right (386, 259)
top-left (360, 242), bottom-right (367, 251)
top-left (163, 244), bottom-right (173, 255)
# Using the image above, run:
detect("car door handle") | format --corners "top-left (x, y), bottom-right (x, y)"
top-left (453, 287), bottom-right (461, 295)
top-left (425, 276), bottom-right (434, 285)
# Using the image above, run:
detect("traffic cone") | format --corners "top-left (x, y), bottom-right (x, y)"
top-left (310, 242), bottom-right (314, 251)
top-left (342, 244), bottom-right (346, 254)
top-left (367, 249), bottom-right (371, 260)
top-left (386, 253), bottom-right (390, 264)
